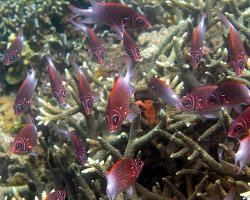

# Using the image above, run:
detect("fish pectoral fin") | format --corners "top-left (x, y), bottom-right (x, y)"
top-left (233, 105), bottom-right (242, 113)
top-left (203, 113), bottom-right (218, 119)
top-left (125, 112), bottom-right (137, 121)
top-left (125, 186), bottom-right (133, 199)
top-left (93, 95), bottom-right (100, 103)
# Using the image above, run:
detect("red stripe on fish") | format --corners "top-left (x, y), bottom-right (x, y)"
top-left (49, 64), bottom-right (55, 80)
top-left (193, 25), bottom-right (198, 45)
top-left (46, 190), bottom-right (66, 200)
top-left (230, 26), bottom-right (234, 49)
top-left (88, 27), bottom-right (96, 42)
top-left (79, 71), bottom-right (83, 89)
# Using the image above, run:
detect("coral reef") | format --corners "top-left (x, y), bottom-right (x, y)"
top-left (0, 0), bottom-right (250, 200)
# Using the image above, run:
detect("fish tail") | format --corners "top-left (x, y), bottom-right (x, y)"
top-left (68, 19), bottom-right (87, 34)
top-left (125, 57), bottom-right (135, 83)
top-left (215, 9), bottom-right (233, 28)
top-left (18, 26), bottom-right (24, 41)
top-left (68, 4), bottom-right (93, 17)
top-left (69, 56), bottom-right (85, 78)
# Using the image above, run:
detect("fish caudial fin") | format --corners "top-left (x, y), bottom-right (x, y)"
top-left (199, 11), bottom-right (206, 33)
top-left (68, 4), bottom-right (93, 17)
top-left (18, 26), bottom-right (24, 42)
top-left (111, 24), bottom-right (124, 40)
top-left (203, 113), bottom-right (218, 119)
top-left (215, 9), bottom-right (234, 29)
top-left (69, 19), bottom-right (87, 34)
top-left (90, 0), bottom-right (98, 7)
top-left (106, 187), bottom-right (115, 200)
top-left (125, 186), bottom-right (133, 199)
top-left (125, 57), bottom-right (135, 83)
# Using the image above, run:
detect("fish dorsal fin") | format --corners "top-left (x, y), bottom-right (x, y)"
top-left (90, 0), bottom-right (98, 7)
top-left (108, 159), bottom-right (124, 175)
top-left (110, 75), bottom-right (120, 101)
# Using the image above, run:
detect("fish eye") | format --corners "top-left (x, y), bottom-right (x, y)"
top-left (113, 116), bottom-right (119, 125)
top-left (61, 191), bottom-right (66, 198)
top-left (18, 105), bottom-right (23, 111)
top-left (196, 55), bottom-right (201, 62)
top-left (136, 19), bottom-right (143, 26)
top-left (10, 54), bottom-right (16, 61)
top-left (128, 50), bottom-right (133, 57)
top-left (183, 99), bottom-right (191, 107)
top-left (61, 89), bottom-right (66, 97)
top-left (235, 125), bottom-right (242, 132)
top-left (136, 48), bottom-right (140, 54)
top-left (240, 62), bottom-right (245, 69)
top-left (16, 143), bottom-right (22, 150)
top-left (208, 96), bottom-right (217, 104)
top-left (54, 93), bottom-right (59, 99)
top-left (101, 51), bottom-right (105, 59)
top-left (138, 160), bottom-right (141, 166)
top-left (88, 100), bottom-right (93, 108)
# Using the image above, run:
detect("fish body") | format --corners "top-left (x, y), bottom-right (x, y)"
top-left (106, 158), bottom-right (143, 200)
top-left (123, 30), bottom-right (140, 61)
top-left (223, 189), bottom-right (235, 200)
top-left (69, 20), bottom-right (105, 64)
top-left (46, 55), bottom-right (66, 104)
top-left (10, 122), bottom-right (38, 155)
top-left (147, 77), bottom-right (181, 109)
top-left (13, 68), bottom-right (37, 116)
top-left (68, 0), bottom-right (151, 39)
top-left (106, 59), bottom-right (135, 132)
top-left (180, 85), bottom-right (218, 113)
top-left (228, 106), bottom-right (250, 138)
top-left (207, 82), bottom-right (250, 108)
top-left (190, 11), bottom-right (206, 68)
top-left (70, 59), bottom-right (94, 115)
top-left (46, 190), bottom-right (66, 200)
top-left (216, 9), bottom-right (247, 76)
top-left (57, 129), bottom-right (87, 167)
top-left (5, 27), bottom-right (24, 65)
top-left (234, 134), bottom-right (250, 174)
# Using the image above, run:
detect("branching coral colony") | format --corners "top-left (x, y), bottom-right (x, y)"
top-left (1, 0), bottom-right (250, 199)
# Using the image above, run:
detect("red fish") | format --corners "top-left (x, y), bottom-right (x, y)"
top-left (13, 68), bottom-right (38, 116)
top-left (70, 58), bottom-right (95, 115)
top-left (106, 58), bottom-right (136, 132)
top-left (46, 190), bottom-right (66, 200)
top-left (106, 158), bottom-right (143, 200)
top-left (69, 20), bottom-right (105, 64)
top-left (207, 82), bottom-right (250, 111)
top-left (180, 85), bottom-right (218, 114)
top-left (223, 189), bottom-right (235, 200)
top-left (68, 0), bottom-right (151, 39)
top-left (56, 129), bottom-right (86, 167)
top-left (123, 30), bottom-right (140, 61)
top-left (189, 11), bottom-right (206, 68)
top-left (234, 134), bottom-right (250, 174)
top-left (46, 55), bottom-right (67, 104)
top-left (147, 77), bottom-right (182, 110)
top-left (216, 9), bottom-right (247, 76)
top-left (5, 27), bottom-right (24, 65)
top-left (228, 106), bottom-right (250, 138)
top-left (10, 122), bottom-right (38, 155)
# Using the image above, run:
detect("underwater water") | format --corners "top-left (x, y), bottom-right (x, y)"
top-left (0, 0), bottom-right (250, 199)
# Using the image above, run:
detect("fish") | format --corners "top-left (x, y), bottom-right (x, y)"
top-left (106, 58), bottom-right (136, 132)
top-left (69, 20), bottom-right (105, 64)
top-left (123, 30), bottom-right (140, 61)
top-left (70, 58), bottom-right (95, 115)
top-left (207, 82), bottom-right (250, 111)
top-left (10, 122), bottom-right (38, 155)
top-left (223, 189), bottom-right (235, 200)
top-left (46, 55), bottom-right (67, 104)
top-left (56, 129), bottom-right (86, 167)
top-left (46, 190), bottom-right (66, 200)
top-left (106, 158), bottom-right (144, 200)
top-left (147, 77), bottom-right (182, 110)
top-left (68, 0), bottom-right (151, 39)
top-left (13, 67), bottom-right (38, 116)
top-left (5, 26), bottom-right (24, 65)
top-left (216, 9), bottom-right (247, 76)
top-left (189, 11), bottom-right (206, 68)
top-left (180, 85), bottom-right (218, 114)
top-left (234, 134), bottom-right (250, 174)
top-left (228, 106), bottom-right (250, 138)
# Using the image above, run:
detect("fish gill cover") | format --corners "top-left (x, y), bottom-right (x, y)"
top-left (0, 0), bottom-right (250, 199)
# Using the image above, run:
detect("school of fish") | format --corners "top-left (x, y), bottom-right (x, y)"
top-left (4, 0), bottom-right (250, 199)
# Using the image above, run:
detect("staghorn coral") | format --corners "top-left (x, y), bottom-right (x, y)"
top-left (1, 0), bottom-right (250, 199)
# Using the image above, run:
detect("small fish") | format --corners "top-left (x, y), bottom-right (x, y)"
top-left (189, 11), bottom-right (206, 68)
top-left (10, 122), bottom-right (38, 155)
top-left (228, 106), bottom-right (250, 138)
top-left (56, 129), bottom-right (86, 167)
top-left (13, 67), bottom-right (38, 116)
top-left (46, 190), bottom-right (66, 200)
top-left (69, 20), bottom-right (105, 64)
top-left (147, 77), bottom-right (181, 109)
top-left (216, 9), bottom-right (247, 76)
top-left (234, 134), bottom-right (250, 174)
top-left (106, 158), bottom-right (144, 200)
top-left (106, 58), bottom-right (136, 132)
top-left (5, 26), bottom-right (24, 65)
top-left (46, 55), bottom-right (67, 104)
top-left (70, 58), bottom-right (95, 115)
top-left (123, 30), bottom-right (140, 61)
top-left (68, 0), bottom-right (151, 39)
top-left (207, 82), bottom-right (250, 111)
top-left (180, 85), bottom-right (218, 114)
